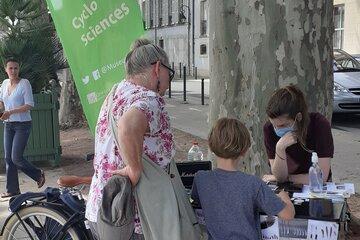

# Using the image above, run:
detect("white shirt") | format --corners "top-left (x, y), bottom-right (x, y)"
top-left (0, 78), bottom-right (34, 122)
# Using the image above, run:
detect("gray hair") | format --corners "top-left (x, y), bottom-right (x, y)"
top-left (125, 38), bottom-right (169, 78)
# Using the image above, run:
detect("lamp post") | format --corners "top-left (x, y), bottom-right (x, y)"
top-left (180, 1), bottom-right (191, 75)
top-left (154, 0), bottom-right (158, 44)
top-left (191, 0), bottom-right (195, 74)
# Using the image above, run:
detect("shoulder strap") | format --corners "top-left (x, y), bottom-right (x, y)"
top-left (106, 83), bottom-right (129, 165)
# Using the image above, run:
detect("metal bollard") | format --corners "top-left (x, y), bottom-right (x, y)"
top-left (183, 66), bottom-right (187, 102)
top-left (168, 79), bottom-right (172, 98)
top-left (201, 78), bottom-right (205, 105)
top-left (179, 62), bottom-right (182, 78)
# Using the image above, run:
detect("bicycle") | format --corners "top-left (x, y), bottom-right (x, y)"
top-left (0, 175), bottom-right (93, 240)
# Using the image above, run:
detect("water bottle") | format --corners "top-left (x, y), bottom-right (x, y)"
top-left (309, 152), bottom-right (324, 197)
top-left (187, 141), bottom-right (204, 161)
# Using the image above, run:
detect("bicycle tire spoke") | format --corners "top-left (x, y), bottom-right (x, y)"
top-left (5, 209), bottom-right (79, 240)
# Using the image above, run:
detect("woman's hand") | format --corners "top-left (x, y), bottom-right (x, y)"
top-left (276, 131), bottom-right (297, 151)
top-left (110, 165), bottom-right (142, 186)
top-left (262, 174), bottom-right (277, 182)
top-left (0, 111), bottom-right (11, 120)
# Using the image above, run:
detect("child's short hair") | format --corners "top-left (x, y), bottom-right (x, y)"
top-left (208, 118), bottom-right (251, 159)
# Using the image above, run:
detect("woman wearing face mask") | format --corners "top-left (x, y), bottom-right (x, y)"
top-left (262, 85), bottom-right (333, 184)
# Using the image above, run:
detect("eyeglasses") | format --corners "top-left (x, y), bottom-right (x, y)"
top-left (151, 61), bottom-right (175, 81)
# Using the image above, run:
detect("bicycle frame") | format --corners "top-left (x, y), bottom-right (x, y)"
top-left (0, 187), bottom-right (94, 240)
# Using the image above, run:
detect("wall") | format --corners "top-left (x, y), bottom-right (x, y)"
top-left (194, 0), bottom-right (209, 77)
top-left (139, 0), bottom-right (210, 76)
top-left (334, 0), bottom-right (360, 54)
top-left (146, 25), bottom-right (189, 68)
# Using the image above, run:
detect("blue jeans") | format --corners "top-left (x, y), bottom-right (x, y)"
top-left (4, 121), bottom-right (41, 194)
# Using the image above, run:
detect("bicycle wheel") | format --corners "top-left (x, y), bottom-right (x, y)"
top-left (2, 205), bottom-right (82, 240)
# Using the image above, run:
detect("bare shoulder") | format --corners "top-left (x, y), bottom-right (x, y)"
top-left (118, 107), bottom-right (149, 132)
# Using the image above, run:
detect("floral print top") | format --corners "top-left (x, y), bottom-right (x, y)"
top-left (85, 80), bottom-right (175, 234)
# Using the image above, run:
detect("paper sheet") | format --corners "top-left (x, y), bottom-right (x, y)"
top-left (293, 182), bottom-right (355, 199)
top-left (306, 220), bottom-right (338, 240)
top-left (260, 216), bottom-right (340, 240)
top-left (261, 216), bottom-right (280, 240)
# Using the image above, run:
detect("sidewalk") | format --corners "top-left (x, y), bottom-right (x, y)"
top-left (166, 77), bottom-right (210, 139)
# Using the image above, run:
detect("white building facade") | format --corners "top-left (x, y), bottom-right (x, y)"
top-left (333, 0), bottom-right (360, 54)
top-left (139, 0), bottom-right (210, 77)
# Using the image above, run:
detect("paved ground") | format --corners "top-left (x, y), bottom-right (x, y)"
top-left (1, 78), bottom-right (360, 238)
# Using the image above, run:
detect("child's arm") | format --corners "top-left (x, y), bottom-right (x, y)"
top-left (256, 181), bottom-right (294, 220)
top-left (276, 191), bottom-right (295, 220)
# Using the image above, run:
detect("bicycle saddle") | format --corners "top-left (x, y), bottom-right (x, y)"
top-left (57, 176), bottom-right (92, 187)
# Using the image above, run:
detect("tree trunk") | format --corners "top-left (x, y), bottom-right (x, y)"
top-left (209, 0), bottom-right (333, 176)
top-left (57, 68), bottom-right (86, 129)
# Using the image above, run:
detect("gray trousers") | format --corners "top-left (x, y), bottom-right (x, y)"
top-left (89, 221), bottom-right (144, 240)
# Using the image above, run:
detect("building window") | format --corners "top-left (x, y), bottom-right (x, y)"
top-left (333, 5), bottom-right (344, 49)
top-left (159, 39), bottom-right (164, 48)
top-left (178, 0), bottom-right (186, 24)
top-left (141, 1), bottom-right (146, 29)
top-left (178, 0), bottom-right (184, 10)
top-left (200, 20), bottom-right (207, 36)
top-left (149, 0), bottom-right (154, 27)
top-left (158, 0), bottom-right (163, 26)
top-left (168, 0), bottom-right (173, 24)
top-left (200, 0), bottom-right (208, 36)
top-left (200, 44), bottom-right (207, 55)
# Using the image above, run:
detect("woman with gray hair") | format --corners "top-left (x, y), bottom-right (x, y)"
top-left (85, 38), bottom-right (175, 239)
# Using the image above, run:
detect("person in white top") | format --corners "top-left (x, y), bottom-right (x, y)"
top-left (0, 58), bottom-right (45, 198)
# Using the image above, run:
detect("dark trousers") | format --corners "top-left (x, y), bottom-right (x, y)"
top-left (4, 121), bottom-right (41, 194)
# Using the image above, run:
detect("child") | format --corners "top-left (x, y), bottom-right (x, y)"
top-left (191, 118), bottom-right (295, 240)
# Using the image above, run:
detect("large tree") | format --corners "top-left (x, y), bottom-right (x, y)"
top-left (209, 0), bottom-right (333, 175)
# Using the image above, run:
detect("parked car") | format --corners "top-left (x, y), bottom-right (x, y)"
top-left (333, 49), bottom-right (360, 113)
top-left (352, 54), bottom-right (360, 62)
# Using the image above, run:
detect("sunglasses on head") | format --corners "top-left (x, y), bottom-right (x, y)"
top-left (151, 61), bottom-right (175, 81)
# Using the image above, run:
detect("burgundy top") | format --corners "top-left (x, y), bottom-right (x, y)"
top-left (263, 112), bottom-right (334, 176)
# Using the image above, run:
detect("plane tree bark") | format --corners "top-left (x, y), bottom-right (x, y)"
top-left (209, 0), bottom-right (334, 175)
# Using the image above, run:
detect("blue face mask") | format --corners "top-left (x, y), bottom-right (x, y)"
top-left (274, 120), bottom-right (296, 138)
top-left (274, 126), bottom-right (294, 138)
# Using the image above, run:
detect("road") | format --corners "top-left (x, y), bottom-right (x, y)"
top-left (332, 113), bottom-right (360, 135)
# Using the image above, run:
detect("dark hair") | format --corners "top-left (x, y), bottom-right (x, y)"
top-left (266, 85), bottom-right (310, 145)
top-left (208, 118), bottom-right (251, 160)
top-left (4, 57), bottom-right (20, 66)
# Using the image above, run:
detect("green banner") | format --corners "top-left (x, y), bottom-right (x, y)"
top-left (46, 0), bottom-right (144, 134)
